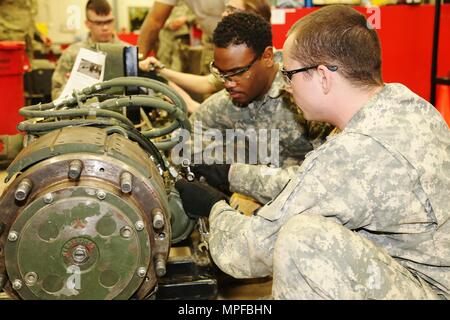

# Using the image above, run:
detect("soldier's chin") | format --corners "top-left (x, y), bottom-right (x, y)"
top-left (100, 35), bottom-right (113, 42)
top-left (229, 93), bottom-right (248, 106)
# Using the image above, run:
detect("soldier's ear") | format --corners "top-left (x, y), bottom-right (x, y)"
top-left (261, 46), bottom-right (274, 68)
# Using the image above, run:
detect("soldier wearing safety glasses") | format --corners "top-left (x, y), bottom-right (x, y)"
top-left (180, 12), bottom-right (333, 205)
top-left (51, 0), bottom-right (128, 100)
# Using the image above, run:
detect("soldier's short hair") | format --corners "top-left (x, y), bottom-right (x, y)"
top-left (287, 5), bottom-right (383, 87)
top-left (86, 0), bottom-right (112, 17)
top-left (213, 11), bottom-right (272, 58)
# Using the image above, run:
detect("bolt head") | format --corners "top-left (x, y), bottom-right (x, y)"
top-left (137, 267), bottom-right (147, 278)
top-left (12, 279), bottom-right (22, 290)
top-left (155, 260), bottom-right (166, 277)
top-left (135, 221), bottom-right (145, 231)
top-left (72, 246), bottom-right (88, 263)
top-left (96, 190), bottom-right (106, 200)
top-left (43, 193), bottom-right (53, 204)
top-left (8, 231), bottom-right (18, 242)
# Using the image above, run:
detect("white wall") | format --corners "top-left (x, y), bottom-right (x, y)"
top-left (35, 0), bottom-right (154, 45)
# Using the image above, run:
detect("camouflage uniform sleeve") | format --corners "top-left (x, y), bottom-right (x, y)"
top-left (51, 44), bottom-right (80, 100)
top-left (208, 200), bottom-right (273, 278)
top-left (184, 91), bottom-right (232, 163)
top-left (208, 134), bottom-right (396, 279)
top-left (229, 163), bottom-right (302, 204)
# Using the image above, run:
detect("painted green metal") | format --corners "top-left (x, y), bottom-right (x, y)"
top-left (168, 188), bottom-right (196, 243)
top-left (4, 187), bottom-right (151, 300)
top-left (5, 127), bottom-right (153, 183)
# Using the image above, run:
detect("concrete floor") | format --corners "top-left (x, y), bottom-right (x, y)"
top-left (0, 170), bottom-right (272, 300)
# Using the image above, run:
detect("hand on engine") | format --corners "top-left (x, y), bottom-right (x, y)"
top-left (175, 179), bottom-right (228, 219)
top-left (190, 164), bottom-right (231, 195)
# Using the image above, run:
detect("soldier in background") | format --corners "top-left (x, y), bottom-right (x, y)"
top-left (51, 0), bottom-right (127, 100)
top-left (138, 0), bottom-right (226, 75)
top-left (156, 2), bottom-right (196, 71)
top-left (175, 6), bottom-right (450, 300)
top-left (0, 0), bottom-right (50, 60)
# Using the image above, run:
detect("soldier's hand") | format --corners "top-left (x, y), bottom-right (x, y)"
top-left (175, 179), bottom-right (228, 219)
top-left (139, 56), bottom-right (164, 72)
top-left (190, 164), bottom-right (231, 194)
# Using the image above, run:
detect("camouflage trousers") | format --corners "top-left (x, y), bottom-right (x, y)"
top-left (272, 214), bottom-right (439, 300)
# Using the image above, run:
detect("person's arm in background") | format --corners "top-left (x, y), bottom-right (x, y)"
top-left (168, 81), bottom-right (200, 114)
top-left (139, 56), bottom-right (217, 95)
top-left (137, 1), bottom-right (174, 58)
top-left (159, 68), bottom-right (216, 95)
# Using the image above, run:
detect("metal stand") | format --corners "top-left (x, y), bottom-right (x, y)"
top-left (430, 0), bottom-right (450, 105)
top-left (155, 231), bottom-right (218, 300)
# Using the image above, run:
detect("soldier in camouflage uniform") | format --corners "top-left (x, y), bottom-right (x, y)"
top-left (0, 0), bottom-right (38, 59)
top-left (51, 0), bottom-right (127, 100)
top-left (179, 12), bottom-right (332, 171)
top-left (175, 6), bottom-right (450, 299)
top-left (157, 2), bottom-right (196, 71)
top-left (138, 0), bottom-right (226, 75)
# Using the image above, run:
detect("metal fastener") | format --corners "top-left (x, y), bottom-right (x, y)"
top-left (68, 160), bottom-right (83, 180)
top-left (135, 220), bottom-right (144, 231)
top-left (158, 232), bottom-right (166, 240)
top-left (120, 172), bottom-right (133, 194)
top-left (43, 193), bottom-right (53, 204)
top-left (12, 279), bottom-right (22, 290)
top-left (8, 231), bottom-right (18, 242)
top-left (96, 190), bottom-right (106, 200)
top-left (152, 209), bottom-right (165, 229)
top-left (137, 267), bottom-right (147, 278)
top-left (15, 179), bottom-right (33, 201)
top-left (72, 246), bottom-right (88, 263)
top-left (155, 258), bottom-right (166, 277)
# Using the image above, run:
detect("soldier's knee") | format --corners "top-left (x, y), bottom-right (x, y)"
top-left (274, 214), bottom-right (344, 263)
top-left (279, 214), bottom-right (329, 242)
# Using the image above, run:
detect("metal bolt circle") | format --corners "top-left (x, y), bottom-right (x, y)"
top-left (155, 259), bottom-right (166, 277)
top-left (137, 267), bottom-right (147, 278)
top-left (96, 190), bottom-right (106, 200)
top-left (153, 213), bottom-right (164, 229)
top-left (135, 221), bottom-right (144, 231)
top-left (12, 279), bottom-right (22, 290)
top-left (24, 272), bottom-right (38, 286)
top-left (43, 193), bottom-right (53, 204)
top-left (8, 231), bottom-right (18, 242)
top-left (72, 246), bottom-right (89, 263)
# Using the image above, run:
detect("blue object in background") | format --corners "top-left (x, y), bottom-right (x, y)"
top-left (304, 0), bottom-right (313, 7)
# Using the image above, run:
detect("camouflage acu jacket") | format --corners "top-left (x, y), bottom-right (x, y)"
top-left (207, 83), bottom-right (450, 297)
top-left (51, 35), bottom-right (126, 100)
top-left (187, 69), bottom-right (333, 167)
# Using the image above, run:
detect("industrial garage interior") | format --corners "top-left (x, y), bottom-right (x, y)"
top-left (0, 0), bottom-right (449, 303)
